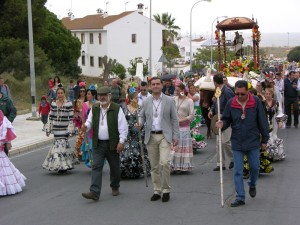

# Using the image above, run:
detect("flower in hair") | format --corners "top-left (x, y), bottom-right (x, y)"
top-left (131, 82), bottom-right (138, 88)
top-left (129, 87), bottom-right (136, 93)
top-left (89, 84), bottom-right (97, 91)
top-left (175, 79), bottom-right (182, 87)
top-left (79, 81), bottom-right (86, 87)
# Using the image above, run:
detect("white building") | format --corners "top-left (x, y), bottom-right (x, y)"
top-left (175, 35), bottom-right (207, 63)
top-left (62, 8), bottom-right (164, 77)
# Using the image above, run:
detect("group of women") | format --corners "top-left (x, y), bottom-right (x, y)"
top-left (243, 76), bottom-right (287, 178)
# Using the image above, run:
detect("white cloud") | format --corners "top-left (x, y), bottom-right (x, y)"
top-left (46, 0), bottom-right (300, 35)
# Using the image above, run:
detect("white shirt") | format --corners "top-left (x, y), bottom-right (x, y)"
top-left (193, 93), bottom-right (200, 107)
top-left (297, 79), bottom-right (300, 91)
top-left (274, 79), bottom-right (284, 93)
top-left (85, 104), bottom-right (128, 143)
top-left (138, 92), bottom-right (151, 107)
top-left (151, 94), bottom-right (162, 131)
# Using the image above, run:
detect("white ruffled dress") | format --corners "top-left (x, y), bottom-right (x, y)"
top-left (0, 116), bottom-right (26, 196)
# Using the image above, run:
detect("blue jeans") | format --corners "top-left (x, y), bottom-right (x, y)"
top-left (233, 148), bottom-right (260, 201)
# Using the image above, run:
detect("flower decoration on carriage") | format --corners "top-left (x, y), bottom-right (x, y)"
top-left (252, 25), bottom-right (261, 45)
top-left (221, 59), bottom-right (254, 76)
top-left (215, 29), bottom-right (220, 41)
top-left (89, 84), bottom-right (97, 91)
top-left (79, 81), bottom-right (86, 87)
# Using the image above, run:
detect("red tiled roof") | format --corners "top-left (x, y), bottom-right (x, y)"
top-left (62, 11), bottom-right (134, 30)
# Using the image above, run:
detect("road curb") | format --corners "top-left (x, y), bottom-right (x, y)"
top-left (9, 139), bottom-right (54, 156)
top-left (9, 136), bottom-right (77, 156)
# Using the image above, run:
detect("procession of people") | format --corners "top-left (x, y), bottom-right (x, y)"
top-left (1, 68), bottom-right (298, 209)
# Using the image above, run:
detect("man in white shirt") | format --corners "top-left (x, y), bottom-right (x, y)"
top-left (82, 87), bottom-right (128, 201)
top-left (137, 77), bottom-right (179, 203)
top-left (138, 81), bottom-right (151, 107)
top-left (274, 72), bottom-right (284, 94)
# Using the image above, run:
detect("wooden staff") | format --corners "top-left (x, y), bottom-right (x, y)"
top-left (215, 87), bottom-right (224, 207)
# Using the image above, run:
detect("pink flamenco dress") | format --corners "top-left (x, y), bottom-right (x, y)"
top-left (0, 111), bottom-right (26, 196)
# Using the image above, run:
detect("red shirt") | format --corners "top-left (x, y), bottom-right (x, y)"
top-left (38, 101), bottom-right (50, 115)
top-left (48, 80), bottom-right (54, 89)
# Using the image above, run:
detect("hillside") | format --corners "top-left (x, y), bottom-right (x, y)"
top-left (261, 47), bottom-right (291, 59)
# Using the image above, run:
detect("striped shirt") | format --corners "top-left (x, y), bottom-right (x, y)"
top-left (49, 101), bottom-right (74, 138)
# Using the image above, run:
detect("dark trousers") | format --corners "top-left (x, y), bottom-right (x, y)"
top-left (284, 97), bottom-right (299, 126)
top-left (41, 114), bottom-right (48, 125)
top-left (90, 140), bottom-right (120, 197)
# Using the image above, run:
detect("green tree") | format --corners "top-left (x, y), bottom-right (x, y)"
top-left (0, 0), bottom-right (47, 40)
top-left (112, 63), bottom-right (126, 80)
top-left (37, 11), bottom-right (82, 77)
top-left (153, 13), bottom-right (181, 46)
top-left (161, 44), bottom-right (181, 68)
top-left (0, 1), bottom-right (82, 78)
top-left (127, 57), bottom-right (148, 76)
top-left (287, 46), bottom-right (300, 62)
top-left (0, 38), bottom-right (52, 80)
top-left (194, 47), bottom-right (235, 71)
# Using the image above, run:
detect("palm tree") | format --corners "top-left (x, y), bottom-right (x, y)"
top-left (153, 13), bottom-right (181, 47)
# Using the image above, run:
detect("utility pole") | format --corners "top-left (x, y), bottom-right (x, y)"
top-left (27, 0), bottom-right (37, 118)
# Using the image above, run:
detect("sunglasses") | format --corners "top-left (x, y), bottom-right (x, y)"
top-left (141, 89), bottom-right (147, 92)
top-left (235, 93), bottom-right (246, 96)
top-left (80, 90), bottom-right (86, 93)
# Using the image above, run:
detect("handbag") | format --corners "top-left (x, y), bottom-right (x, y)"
top-left (45, 120), bottom-right (53, 135)
top-left (67, 121), bottom-right (76, 136)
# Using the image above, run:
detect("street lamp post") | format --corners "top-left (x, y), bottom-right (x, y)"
top-left (210, 16), bottom-right (227, 69)
top-left (149, 0), bottom-right (152, 76)
top-left (125, 1), bottom-right (129, 11)
top-left (27, 0), bottom-right (37, 118)
top-left (189, 0), bottom-right (211, 71)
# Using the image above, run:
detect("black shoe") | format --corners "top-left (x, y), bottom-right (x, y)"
top-left (213, 166), bottom-right (226, 171)
top-left (249, 187), bottom-right (256, 198)
top-left (286, 125), bottom-right (291, 128)
top-left (230, 199), bottom-right (245, 207)
top-left (150, 194), bottom-right (161, 201)
top-left (229, 162), bottom-right (234, 169)
top-left (82, 192), bottom-right (99, 201)
top-left (295, 125), bottom-right (298, 129)
top-left (112, 189), bottom-right (120, 196)
top-left (162, 193), bottom-right (170, 202)
top-left (58, 170), bottom-right (67, 174)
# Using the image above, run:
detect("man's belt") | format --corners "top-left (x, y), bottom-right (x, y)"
top-left (151, 130), bottom-right (163, 134)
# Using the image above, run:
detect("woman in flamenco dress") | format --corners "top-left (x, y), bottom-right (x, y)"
top-left (0, 110), bottom-right (26, 196)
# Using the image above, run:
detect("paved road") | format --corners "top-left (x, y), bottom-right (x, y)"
top-left (1, 128), bottom-right (299, 225)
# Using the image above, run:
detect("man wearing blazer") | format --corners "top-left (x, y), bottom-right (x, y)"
top-left (138, 77), bottom-right (179, 202)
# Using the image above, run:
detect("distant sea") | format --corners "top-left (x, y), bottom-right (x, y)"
top-left (228, 32), bottom-right (300, 47)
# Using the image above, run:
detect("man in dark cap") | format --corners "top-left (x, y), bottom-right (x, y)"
top-left (81, 86), bottom-right (128, 201)
top-left (162, 79), bottom-right (175, 96)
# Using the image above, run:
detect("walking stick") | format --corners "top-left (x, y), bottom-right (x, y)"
top-left (215, 87), bottom-right (224, 207)
top-left (136, 115), bottom-right (148, 187)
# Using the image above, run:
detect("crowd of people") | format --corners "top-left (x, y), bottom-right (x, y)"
top-left (1, 70), bottom-right (299, 208)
